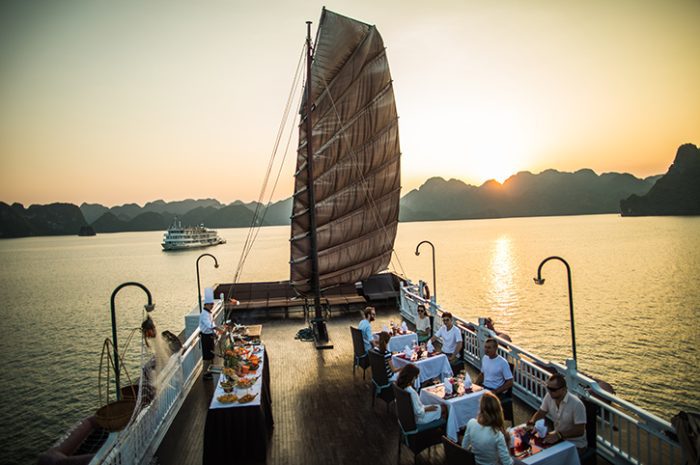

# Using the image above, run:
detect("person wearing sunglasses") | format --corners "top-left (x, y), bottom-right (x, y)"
top-left (526, 373), bottom-right (587, 453)
top-left (415, 304), bottom-right (432, 343)
top-left (430, 312), bottom-right (463, 371)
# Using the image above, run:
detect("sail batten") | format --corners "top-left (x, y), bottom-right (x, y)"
top-left (291, 9), bottom-right (401, 294)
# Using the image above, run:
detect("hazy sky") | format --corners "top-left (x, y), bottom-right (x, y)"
top-left (1, 0), bottom-right (698, 207)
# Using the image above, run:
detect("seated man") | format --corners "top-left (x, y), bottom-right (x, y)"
top-left (527, 373), bottom-right (587, 454)
top-left (430, 312), bottom-right (463, 371)
top-left (358, 306), bottom-right (377, 352)
top-left (475, 337), bottom-right (513, 397)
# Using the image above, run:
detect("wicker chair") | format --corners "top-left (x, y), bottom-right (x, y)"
top-left (350, 326), bottom-right (370, 379)
top-left (368, 349), bottom-right (395, 411)
top-left (442, 435), bottom-right (476, 465)
top-left (392, 383), bottom-right (445, 464)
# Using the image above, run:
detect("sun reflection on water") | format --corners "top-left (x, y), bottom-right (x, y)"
top-left (487, 235), bottom-right (519, 320)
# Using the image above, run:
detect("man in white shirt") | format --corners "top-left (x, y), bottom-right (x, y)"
top-left (199, 288), bottom-right (221, 380)
top-left (358, 306), bottom-right (376, 352)
top-left (431, 312), bottom-right (463, 370)
top-left (527, 373), bottom-right (588, 452)
top-left (475, 337), bottom-right (513, 395)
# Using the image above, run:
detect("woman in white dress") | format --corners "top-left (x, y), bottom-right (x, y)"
top-left (396, 364), bottom-right (446, 424)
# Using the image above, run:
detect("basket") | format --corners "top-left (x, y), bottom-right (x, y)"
top-left (120, 383), bottom-right (154, 407)
top-left (94, 399), bottom-right (137, 431)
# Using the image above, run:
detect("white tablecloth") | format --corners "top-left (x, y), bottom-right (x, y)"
top-left (420, 384), bottom-right (485, 441)
top-left (392, 353), bottom-right (453, 387)
top-left (209, 344), bottom-right (265, 409)
top-left (522, 440), bottom-right (581, 465)
top-left (387, 332), bottom-right (418, 352)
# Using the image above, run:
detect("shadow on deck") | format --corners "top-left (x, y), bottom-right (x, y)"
top-left (154, 308), bottom-right (611, 465)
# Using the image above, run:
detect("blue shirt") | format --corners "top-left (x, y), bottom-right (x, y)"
top-left (358, 319), bottom-right (372, 351)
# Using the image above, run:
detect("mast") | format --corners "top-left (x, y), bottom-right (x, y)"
top-left (305, 19), bottom-right (331, 347)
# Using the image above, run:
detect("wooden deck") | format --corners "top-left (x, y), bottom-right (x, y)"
top-left (154, 307), bottom-right (610, 465)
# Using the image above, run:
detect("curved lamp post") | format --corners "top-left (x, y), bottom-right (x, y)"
top-left (533, 256), bottom-right (577, 363)
top-left (196, 253), bottom-right (219, 313)
top-left (415, 240), bottom-right (437, 301)
top-left (110, 282), bottom-right (155, 400)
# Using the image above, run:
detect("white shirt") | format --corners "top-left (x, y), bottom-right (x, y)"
top-left (435, 325), bottom-right (462, 354)
top-left (406, 386), bottom-right (441, 424)
top-left (199, 309), bottom-right (216, 334)
top-left (416, 315), bottom-right (431, 332)
top-left (461, 418), bottom-right (513, 465)
top-left (540, 391), bottom-right (587, 448)
top-left (480, 355), bottom-right (513, 390)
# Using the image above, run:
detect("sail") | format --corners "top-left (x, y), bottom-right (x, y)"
top-left (290, 9), bottom-right (401, 293)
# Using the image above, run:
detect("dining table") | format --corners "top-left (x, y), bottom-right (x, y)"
top-left (510, 425), bottom-right (582, 465)
top-left (419, 383), bottom-right (485, 441)
top-left (203, 345), bottom-right (273, 464)
top-left (385, 331), bottom-right (418, 353)
top-left (391, 351), bottom-right (453, 388)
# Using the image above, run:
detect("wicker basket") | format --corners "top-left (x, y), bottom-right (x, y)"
top-left (94, 399), bottom-right (136, 432)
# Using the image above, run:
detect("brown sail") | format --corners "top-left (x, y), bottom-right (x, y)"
top-left (290, 9), bottom-right (401, 293)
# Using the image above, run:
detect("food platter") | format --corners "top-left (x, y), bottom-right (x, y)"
top-left (237, 393), bottom-right (258, 404)
top-left (217, 394), bottom-right (239, 404)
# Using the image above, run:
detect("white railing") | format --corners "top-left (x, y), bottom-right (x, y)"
top-left (400, 281), bottom-right (684, 465)
top-left (91, 300), bottom-right (225, 464)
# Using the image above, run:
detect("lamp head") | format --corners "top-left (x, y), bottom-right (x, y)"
top-left (533, 277), bottom-right (545, 285)
top-left (214, 263), bottom-right (219, 269)
top-left (414, 249), bottom-right (420, 256)
top-left (144, 303), bottom-right (156, 312)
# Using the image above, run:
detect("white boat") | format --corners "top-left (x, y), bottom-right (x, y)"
top-left (161, 218), bottom-right (226, 251)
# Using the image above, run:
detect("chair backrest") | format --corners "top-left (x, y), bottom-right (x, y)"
top-left (442, 436), bottom-right (476, 465)
top-left (429, 315), bottom-right (434, 338)
top-left (392, 383), bottom-right (417, 432)
top-left (582, 397), bottom-right (599, 450)
top-left (368, 349), bottom-right (390, 386)
top-left (350, 326), bottom-right (367, 358)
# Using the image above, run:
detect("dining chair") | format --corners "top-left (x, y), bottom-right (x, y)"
top-left (368, 350), bottom-right (395, 412)
top-left (442, 435), bottom-right (476, 465)
top-left (392, 383), bottom-right (445, 465)
top-left (350, 326), bottom-right (370, 379)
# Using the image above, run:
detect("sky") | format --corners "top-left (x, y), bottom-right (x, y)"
top-left (1, 0), bottom-right (699, 207)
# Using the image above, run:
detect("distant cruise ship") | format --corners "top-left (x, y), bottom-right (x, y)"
top-left (161, 218), bottom-right (226, 251)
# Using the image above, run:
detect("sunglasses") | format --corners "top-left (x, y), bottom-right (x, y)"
top-left (547, 385), bottom-right (564, 392)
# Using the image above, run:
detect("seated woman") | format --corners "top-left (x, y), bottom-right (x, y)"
top-left (396, 364), bottom-right (446, 425)
top-left (370, 332), bottom-right (401, 381)
top-left (415, 304), bottom-right (432, 343)
top-left (461, 391), bottom-right (523, 465)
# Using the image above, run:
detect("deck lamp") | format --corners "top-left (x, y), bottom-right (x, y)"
top-left (415, 240), bottom-right (437, 302)
top-left (196, 253), bottom-right (219, 313)
top-left (110, 282), bottom-right (155, 400)
top-left (533, 256), bottom-right (577, 363)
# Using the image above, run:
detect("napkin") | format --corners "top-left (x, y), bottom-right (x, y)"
top-left (426, 340), bottom-right (435, 353)
top-left (443, 378), bottom-right (453, 395)
top-left (404, 346), bottom-right (412, 358)
top-left (401, 321), bottom-right (408, 332)
top-left (463, 373), bottom-right (472, 388)
top-left (535, 419), bottom-right (547, 438)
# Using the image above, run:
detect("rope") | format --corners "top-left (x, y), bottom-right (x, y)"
top-left (229, 42), bottom-right (305, 294)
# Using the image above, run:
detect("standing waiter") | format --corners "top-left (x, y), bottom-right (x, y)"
top-left (199, 287), bottom-right (220, 380)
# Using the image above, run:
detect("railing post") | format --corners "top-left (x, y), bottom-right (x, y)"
top-left (565, 358), bottom-right (577, 392)
top-left (476, 317), bottom-right (490, 360)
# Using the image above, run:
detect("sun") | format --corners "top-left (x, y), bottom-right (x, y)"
top-left (462, 107), bottom-right (533, 184)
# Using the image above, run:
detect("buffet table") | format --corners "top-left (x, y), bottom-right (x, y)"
top-left (203, 346), bottom-right (273, 464)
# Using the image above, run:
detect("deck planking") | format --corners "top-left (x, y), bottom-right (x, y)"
top-left (154, 307), bottom-right (610, 465)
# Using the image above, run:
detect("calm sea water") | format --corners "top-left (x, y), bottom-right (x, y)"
top-left (0, 214), bottom-right (698, 463)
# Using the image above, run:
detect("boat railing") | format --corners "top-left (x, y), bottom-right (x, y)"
top-left (92, 299), bottom-right (225, 464)
top-left (399, 281), bottom-right (684, 465)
